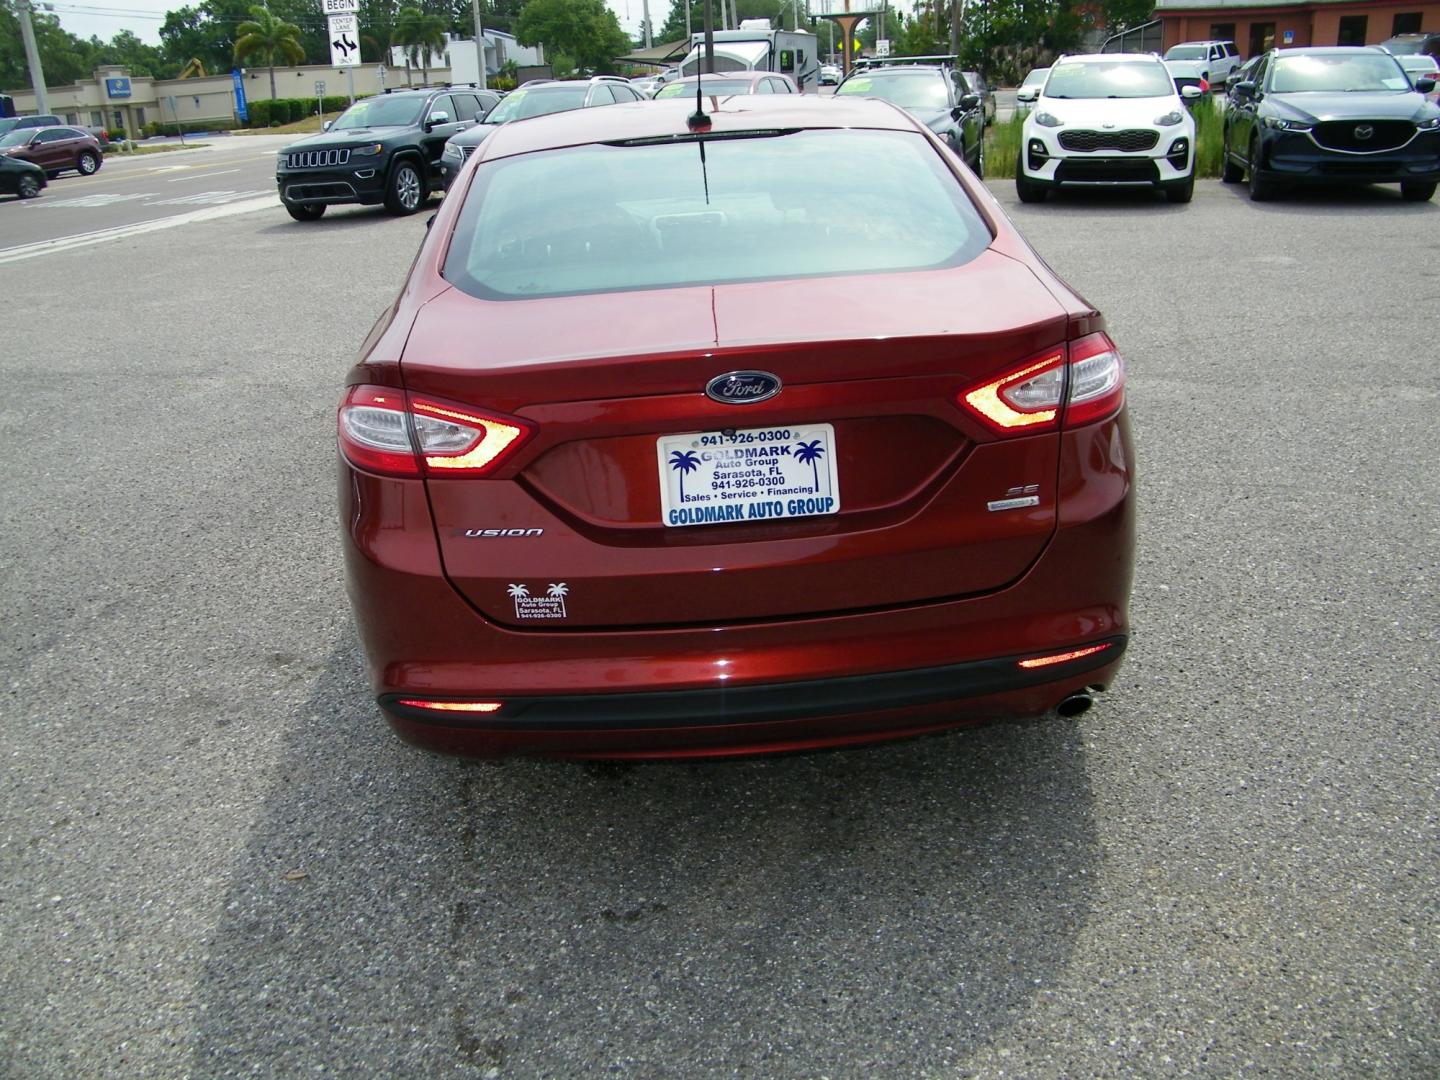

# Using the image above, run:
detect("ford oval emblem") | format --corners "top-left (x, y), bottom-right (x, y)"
top-left (705, 370), bottom-right (782, 405)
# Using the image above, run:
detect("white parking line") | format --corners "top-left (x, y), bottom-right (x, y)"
top-left (167, 168), bottom-right (240, 182)
top-left (0, 195), bottom-right (278, 265)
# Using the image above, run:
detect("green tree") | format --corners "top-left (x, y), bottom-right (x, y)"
top-left (0, 0), bottom-right (99, 91)
top-left (394, 6), bottom-right (448, 83)
top-left (234, 4), bottom-right (306, 101)
top-left (515, 0), bottom-right (633, 74)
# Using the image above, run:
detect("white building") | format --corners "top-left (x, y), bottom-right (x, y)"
top-left (389, 30), bottom-right (543, 84)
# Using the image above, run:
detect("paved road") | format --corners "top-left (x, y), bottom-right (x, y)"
top-left (1, 180), bottom-right (1436, 1078)
top-left (0, 134), bottom-right (288, 255)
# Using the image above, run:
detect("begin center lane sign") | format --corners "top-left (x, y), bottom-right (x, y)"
top-left (322, 0), bottom-right (358, 13)
top-left (328, 14), bottom-right (359, 66)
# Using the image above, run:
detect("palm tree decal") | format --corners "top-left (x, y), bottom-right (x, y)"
top-left (794, 440), bottom-right (825, 492)
top-left (506, 584), bottom-right (529, 600)
top-left (546, 583), bottom-right (569, 599)
top-left (669, 450), bottom-right (701, 500)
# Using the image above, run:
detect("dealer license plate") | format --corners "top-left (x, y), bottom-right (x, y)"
top-left (657, 424), bottom-right (840, 528)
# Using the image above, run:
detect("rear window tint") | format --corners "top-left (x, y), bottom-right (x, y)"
top-left (443, 129), bottom-right (991, 300)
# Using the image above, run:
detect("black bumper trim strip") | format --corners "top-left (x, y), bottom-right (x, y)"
top-left (380, 636), bottom-right (1126, 730)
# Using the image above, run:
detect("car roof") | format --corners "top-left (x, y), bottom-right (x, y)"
top-left (479, 96), bottom-right (922, 160)
top-left (1056, 52), bottom-right (1164, 64)
top-left (1172, 39), bottom-right (1233, 45)
top-left (668, 71), bottom-right (774, 83)
top-left (1271, 45), bottom-right (1395, 56)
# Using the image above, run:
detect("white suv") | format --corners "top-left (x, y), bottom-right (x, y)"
top-left (1014, 53), bottom-right (1201, 204)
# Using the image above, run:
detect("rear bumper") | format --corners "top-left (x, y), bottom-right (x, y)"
top-left (340, 412), bottom-right (1136, 759)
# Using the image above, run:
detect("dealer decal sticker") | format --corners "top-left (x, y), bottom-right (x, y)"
top-left (507, 583), bottom-right (569, 619)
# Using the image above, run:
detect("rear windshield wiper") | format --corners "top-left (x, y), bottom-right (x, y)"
top-left (604, 128), bottom-right (801, 147)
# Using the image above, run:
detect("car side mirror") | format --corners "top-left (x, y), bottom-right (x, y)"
top-left (1015, 87), bottom-right (1038, 103)
top-left (427, 111), bottom-right (449, 128)
top-left (322, 120), bottom-right (332, 131)
top-left (958, 93), bottom-right (980, 111)
top-left (1416, 77), bottom-right (1436, 94)
top-left (1233, 79), bottom-right (1257, 98)
top-left (474, 111), bottom-right (486, 123)
top-left (1180, 85), bottom-right (1203, 100)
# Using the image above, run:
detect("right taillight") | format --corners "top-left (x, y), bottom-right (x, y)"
top-left (959, 333), bottom-right (1125, 436)
top-left (337, 384), bottom-right (535, 478)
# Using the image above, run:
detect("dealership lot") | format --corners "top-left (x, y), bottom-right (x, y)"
top-left (1, 181), bottom-right (1436, 1076)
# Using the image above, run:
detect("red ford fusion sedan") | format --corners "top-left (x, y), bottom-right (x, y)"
top-left (338, 95), bottom-right (1135, 759)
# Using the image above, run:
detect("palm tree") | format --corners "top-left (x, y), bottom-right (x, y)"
top-left (394, 7), bottom-right (448, 85)
top-left (794, 440), bottom-right (825, 492)
top-left (669, 450), bottom-right (701, 501)
top-left (234, 5), bottom-right (306, 103)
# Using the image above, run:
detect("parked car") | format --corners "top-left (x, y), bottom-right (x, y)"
top-left (275, 86), bottom-right (493, 221)
top-left (653, 71), bottom-right (799, 99)
top-left (1225, 54), bottom-right (1263, 97)
top-left (1397, 54), bottom-right (1440, 101)
top-left (0, 113), bottom-right (61, 138)
top-left (1379, 32), bottom-right (1440, 60)
top-left (819, 64), bottom-right (842, 86)
top-left (338, 94), bottom-right (1134, 759)
top-left (629, 70), bottom-right (681, 97)
top-left (0, 154), bottom-right (46, 199)
top-left (0, 125), bottom-right (103, 177)
top-left (962, 70), bottom-right (997, 125)
top-left (1015, 53), bottom-right (1200, 204)
top-left (1222, 46), bottom-right (1440, 202)
top-left (439, 78), bottom-right (646, 190)
top-left (1163, 40), bottom-right (1241, 93)
top-left (835, 63), bottom-right (985, 174)
top-left (1013, 67), bottom-right (1050, 115)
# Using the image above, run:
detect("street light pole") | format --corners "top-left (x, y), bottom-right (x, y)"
top-left (17, 0), bottom-right (49, 114)
top-left (471, 0), bottom-right (488, 89)
top-left (642, 0), bottom-right (652, 48)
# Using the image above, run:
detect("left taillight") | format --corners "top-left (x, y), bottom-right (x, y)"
top-left (958, 332), bottom-right (1125, 436)
top-left (337, 384), bottom-right (535, 478)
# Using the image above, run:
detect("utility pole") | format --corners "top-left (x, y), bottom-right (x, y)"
top-left (642, 0), bottom-right (652, 48)
top-left (471, 0), bottom-right (488, 89)
top-left (17, 0), bottom-right (49, 114)
top-left (703, 0), bottom-right (715, 72)
top-left (686, 0), bottom-right (692, 42)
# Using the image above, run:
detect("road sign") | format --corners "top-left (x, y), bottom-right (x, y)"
top-left (328, 14), bottom-right (359, 67)
top-left (315, 80), bottom-right (327, 95)
top-left (876, 39), bottom-right (890, 57)
top-left (321, 0), bottom-right (358, 13)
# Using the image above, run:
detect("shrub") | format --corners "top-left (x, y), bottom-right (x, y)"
top-left (982, 113), bottom-right (1025, 179)
top-left (1192, 96), bottom-right (1224, 179)
top-left (246, 99), bottom-right (271, 127)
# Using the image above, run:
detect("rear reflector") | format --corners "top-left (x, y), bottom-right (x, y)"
top-left (1017, 643), bottom-right (1112, 669)
top-left (395, 699), bottom-right (504, 713)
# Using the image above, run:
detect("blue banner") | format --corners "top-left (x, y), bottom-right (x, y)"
top-left (232, 68), bottom-right (248, 122)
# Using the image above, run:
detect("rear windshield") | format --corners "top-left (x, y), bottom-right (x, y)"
top-left (486, 86), bottom-right (591, 122)
top-left (1271, 53), bottom-right (1410, 93)
top-left (655, 79), bottom-right (752, 98)
top-left (1165, 46), bottom-right (1207, 60)
top-left (443, 129), bottom-right (991, 300)
top-left (836, 72), bottom-right (949, 109)
top-left (1045, 61), bottom-right (1175, 98)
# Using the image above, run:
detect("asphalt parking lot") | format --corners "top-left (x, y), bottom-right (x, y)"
top-left (2, 180), bottom-right (1437, 1077)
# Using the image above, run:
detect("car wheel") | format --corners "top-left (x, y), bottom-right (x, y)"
top-left (17, 174), bottom-right (41, 199)
top-left (384, 159), bottom-right (426, 216)
top-left (285, 201), bottom-right (326, 221)
top-left (77, 151), bottom-right (100, 175)
top-left (1015, 155), bottom-right (1047, 203)
top-left (1400, 180), bottom-right (1437, 202)
top-left (1247, 136), bottom-right (1276, 202)
top-left (1164, 173), bottom-right (1194, 204)
top-left (1221, 128), bottom-right (1244, 183)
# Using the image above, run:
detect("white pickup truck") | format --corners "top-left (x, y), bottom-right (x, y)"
top-left (1162, 40), bottom-right (1241, 93)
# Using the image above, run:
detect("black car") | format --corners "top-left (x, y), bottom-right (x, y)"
top-left (275, 86), bottom-right (493, 221)
top-left (1223, 47), bottom-right (1440, 202)
top-left (438, 78), bottom-right (646, 190)
top-left (0, 154), bottom-right (46, 199)
top-left (834, 61), bottom-right (986, 175)
top-left (961, 70), bottom-right (996, 127)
